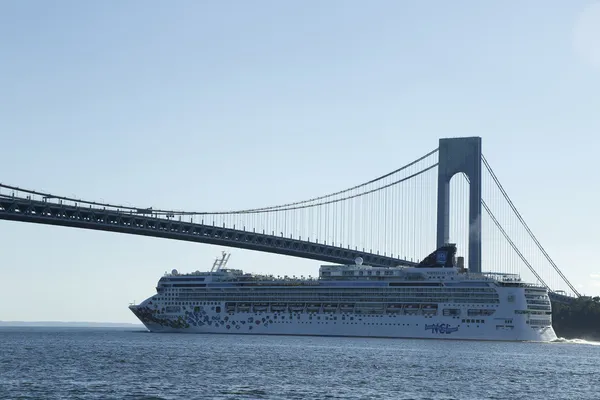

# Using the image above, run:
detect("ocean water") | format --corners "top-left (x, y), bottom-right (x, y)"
top-left (0, 327), bottom-right (598, 400)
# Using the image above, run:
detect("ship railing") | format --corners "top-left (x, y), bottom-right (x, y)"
top-left (464, 272), bottom-right (521, 282)
top-left (211, 277), bottom-right (321, 284)
top-left (464, 272), bottom-right (547, 289)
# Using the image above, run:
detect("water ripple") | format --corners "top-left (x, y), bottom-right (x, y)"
top-left (0, 327), bottom-right (598, 400)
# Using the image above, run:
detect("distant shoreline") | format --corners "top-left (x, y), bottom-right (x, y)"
top-left (0, 321), bottom-right (144, 328)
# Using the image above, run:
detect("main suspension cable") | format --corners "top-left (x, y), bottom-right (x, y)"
top-left (0, 148), bottom-right (438, 216)
top-left (482, 156), bottom-right (579, 297)
top-left (460, 173), bottom-right (549, 288)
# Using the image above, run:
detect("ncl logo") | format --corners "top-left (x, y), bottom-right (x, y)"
top-left (425, 323), bottom-right (459, 334)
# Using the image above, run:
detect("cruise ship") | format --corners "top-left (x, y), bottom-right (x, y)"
top-left (129, 244), bottom-right (557, 341)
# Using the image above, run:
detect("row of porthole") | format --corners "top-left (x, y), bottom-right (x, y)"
top-left (225, 311), bottom-right (482, 320)
top-left (268, 321), bottom-right (421, 326)
top-left (165, 300), bottom-right (500, 306)
top-left (229, 312), bottom-right (468, 318)
top-left (160, 302), bottom-right (498, 312)
top-left (220, 313), bottom-right (436, 328)
top-left (156, 301), bottom-right (218, 306)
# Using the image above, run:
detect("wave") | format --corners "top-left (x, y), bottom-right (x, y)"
top-left (551, 337), bottom-right (600, 346)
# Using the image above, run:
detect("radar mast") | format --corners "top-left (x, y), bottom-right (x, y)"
top-left (211, 251), bottom-right (231, 272)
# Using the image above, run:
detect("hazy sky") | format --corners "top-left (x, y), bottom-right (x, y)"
top-left (1, 1), bottom-right (599, 323)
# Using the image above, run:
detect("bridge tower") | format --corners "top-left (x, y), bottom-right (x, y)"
top-left (436, 137), bottom-right (482, 273)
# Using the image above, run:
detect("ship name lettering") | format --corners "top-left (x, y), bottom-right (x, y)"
top-left (425, 323), bottom-right (459, 334)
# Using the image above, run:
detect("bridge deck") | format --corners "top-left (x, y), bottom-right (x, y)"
top-left (0, 194), bottom-right (415, 268)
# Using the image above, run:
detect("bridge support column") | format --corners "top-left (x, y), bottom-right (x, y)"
top-left (436, 137), bottom-right (482, 273)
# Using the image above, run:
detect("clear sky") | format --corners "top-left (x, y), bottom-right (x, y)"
top-left (1, 1), bottom-right (599, 323)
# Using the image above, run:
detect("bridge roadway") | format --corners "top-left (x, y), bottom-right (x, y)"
top-left (0, 193), bottom-right (416, 268)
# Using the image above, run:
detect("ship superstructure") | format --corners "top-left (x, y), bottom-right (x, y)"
top-left (129, 244), bottom-right (556, 341)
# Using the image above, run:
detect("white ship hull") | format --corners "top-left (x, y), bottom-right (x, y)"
top-left (130, 246), bottom-right (558, 342)
top-left (130, 303), bottom-right (557, 342)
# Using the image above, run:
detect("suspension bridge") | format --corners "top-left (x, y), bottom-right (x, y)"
top-left (0, 137), bottom-right (580, 300)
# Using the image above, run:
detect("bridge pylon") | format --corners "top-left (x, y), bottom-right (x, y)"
top-left (436, 137), bottom-right (482, 273)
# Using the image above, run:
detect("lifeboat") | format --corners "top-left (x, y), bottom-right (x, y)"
top-left (422, 304), bottom-right (437, 314)
top-left (405, 304), bottom-right (420, 314)
top-left (386, 304), bottom-right (404, 313)
top-left (253, 303), bottom-right (268, 312)
top-left (270, 303), bottom-right (287, 312)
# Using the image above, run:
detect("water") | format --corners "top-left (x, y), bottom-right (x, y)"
top-left (0, 327), bottom-right (598, 400)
